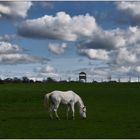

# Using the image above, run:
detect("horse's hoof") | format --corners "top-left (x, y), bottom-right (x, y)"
top-left (56, 117), bottom-right (60, 120)
top-left (72, 117), bottom-right (75, 120)
top-left (49, 116), bottom-right (53, 120)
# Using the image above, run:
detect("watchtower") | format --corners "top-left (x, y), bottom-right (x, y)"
top-left (79, 72), bottom-right (87, 82)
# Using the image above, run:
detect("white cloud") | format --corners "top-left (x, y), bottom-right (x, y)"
top-left (0, 1), bottom-right (32, 18)
top-left (116, 48), bottom-right (137, 65)
top-left (16, 10), bottom-right (140, 79)
top-left (117, 2), bottom-right (140, 17)
top-left (34, 65), bottom-right (59, 78)
top-left (135, 66), bottom-right (140, 73)
top-left (18, 11), bottom-right (98, 41)
top-left (77, 28), bottom-right (123, 61)
top-left (36, 65), bottom-right (56, 74)
top-left (115, 66), bottom-right (131, 74)
top-left (48, 43), bottom-right (67, 54)
top-left (77, 25), bottom-right (140, 66)
top-left (108, 27), bottom-right (140, 66)
top-left (35, 1), bottom-right (53, 8)
top-left (79, 48), bottom-right (109, 60)
top-left (0, 41), bottom-right (22, 54)
top-left (77, 28), bottom-right (127, 52)
top-left (75, 23), bottom-right (140, 80)
top-left (116, 2), bottom-right (140, 25)
top-left (0, 34), bottom-right (17, 42)
top-left (0, 41), bottom-right (47, 64)
top-left (0, 54), bottom-right (44, 65)
top-left (126, 26), bottom-right (140, 45)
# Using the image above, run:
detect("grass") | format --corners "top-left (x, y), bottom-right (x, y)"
top-left (0, 82), bottom-right (140, 138)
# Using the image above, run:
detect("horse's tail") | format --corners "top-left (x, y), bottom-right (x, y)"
top-left (44, 92), bottom-right (52, 108)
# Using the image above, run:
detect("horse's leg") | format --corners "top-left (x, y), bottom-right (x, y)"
top-left (54, 102), bottom-right (60, 120)
top-left (49, 104), bottom-right (53, 120)
top-left (66, 105), bottom-right (70, 120)
top-left (54, 108), bottom-right (60, 120)
top-left (70, 103), bottom-right (75, 120)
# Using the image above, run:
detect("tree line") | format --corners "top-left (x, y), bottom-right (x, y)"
top-left (0, 77), bottom-right (57, 84)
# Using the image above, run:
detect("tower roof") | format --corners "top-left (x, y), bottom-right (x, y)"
top-left (79, 72), bottom-right (86, 75)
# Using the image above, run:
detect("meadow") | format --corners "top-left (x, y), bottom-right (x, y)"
top-left (0, 82), bottom-right (140, 138)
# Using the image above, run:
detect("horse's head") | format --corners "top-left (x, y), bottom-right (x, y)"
top-left (80, 106), bottom-right (86, 119)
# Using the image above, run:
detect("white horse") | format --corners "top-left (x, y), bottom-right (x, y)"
top-left (44, 90), bottom-right (86, 120)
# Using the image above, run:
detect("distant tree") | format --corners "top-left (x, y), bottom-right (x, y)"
top-left (92, 80), bottom-right (98, 83)
top-left (13, 77), bottom-right (22, 83)
top-left (35, 80), bottom-right (42, 83)
top-left (22, 76), bottom-right (30, 83)
top-left (47, 77), bottom-right (56, 83)
top-left (0, 78), bottom-right (3, 84)
top-left (29, 79), bottom-right (34, 83)
top-left (4, 78), bottom-right (13, 83)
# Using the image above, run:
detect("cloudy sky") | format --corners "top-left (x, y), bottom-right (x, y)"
top-left (1, 1), bottom-right (140, 82)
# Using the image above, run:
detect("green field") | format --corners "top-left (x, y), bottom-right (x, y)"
top-left (0, 82), bottom-right (140, 138)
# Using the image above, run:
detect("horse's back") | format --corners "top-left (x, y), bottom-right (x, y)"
top-left (50, 90), bottom-right (77, 104)
top-left (51, 90), bottom-right (74, 97)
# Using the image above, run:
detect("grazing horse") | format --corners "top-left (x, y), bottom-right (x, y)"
top-left (44, 90), bottom-right (86, 120)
